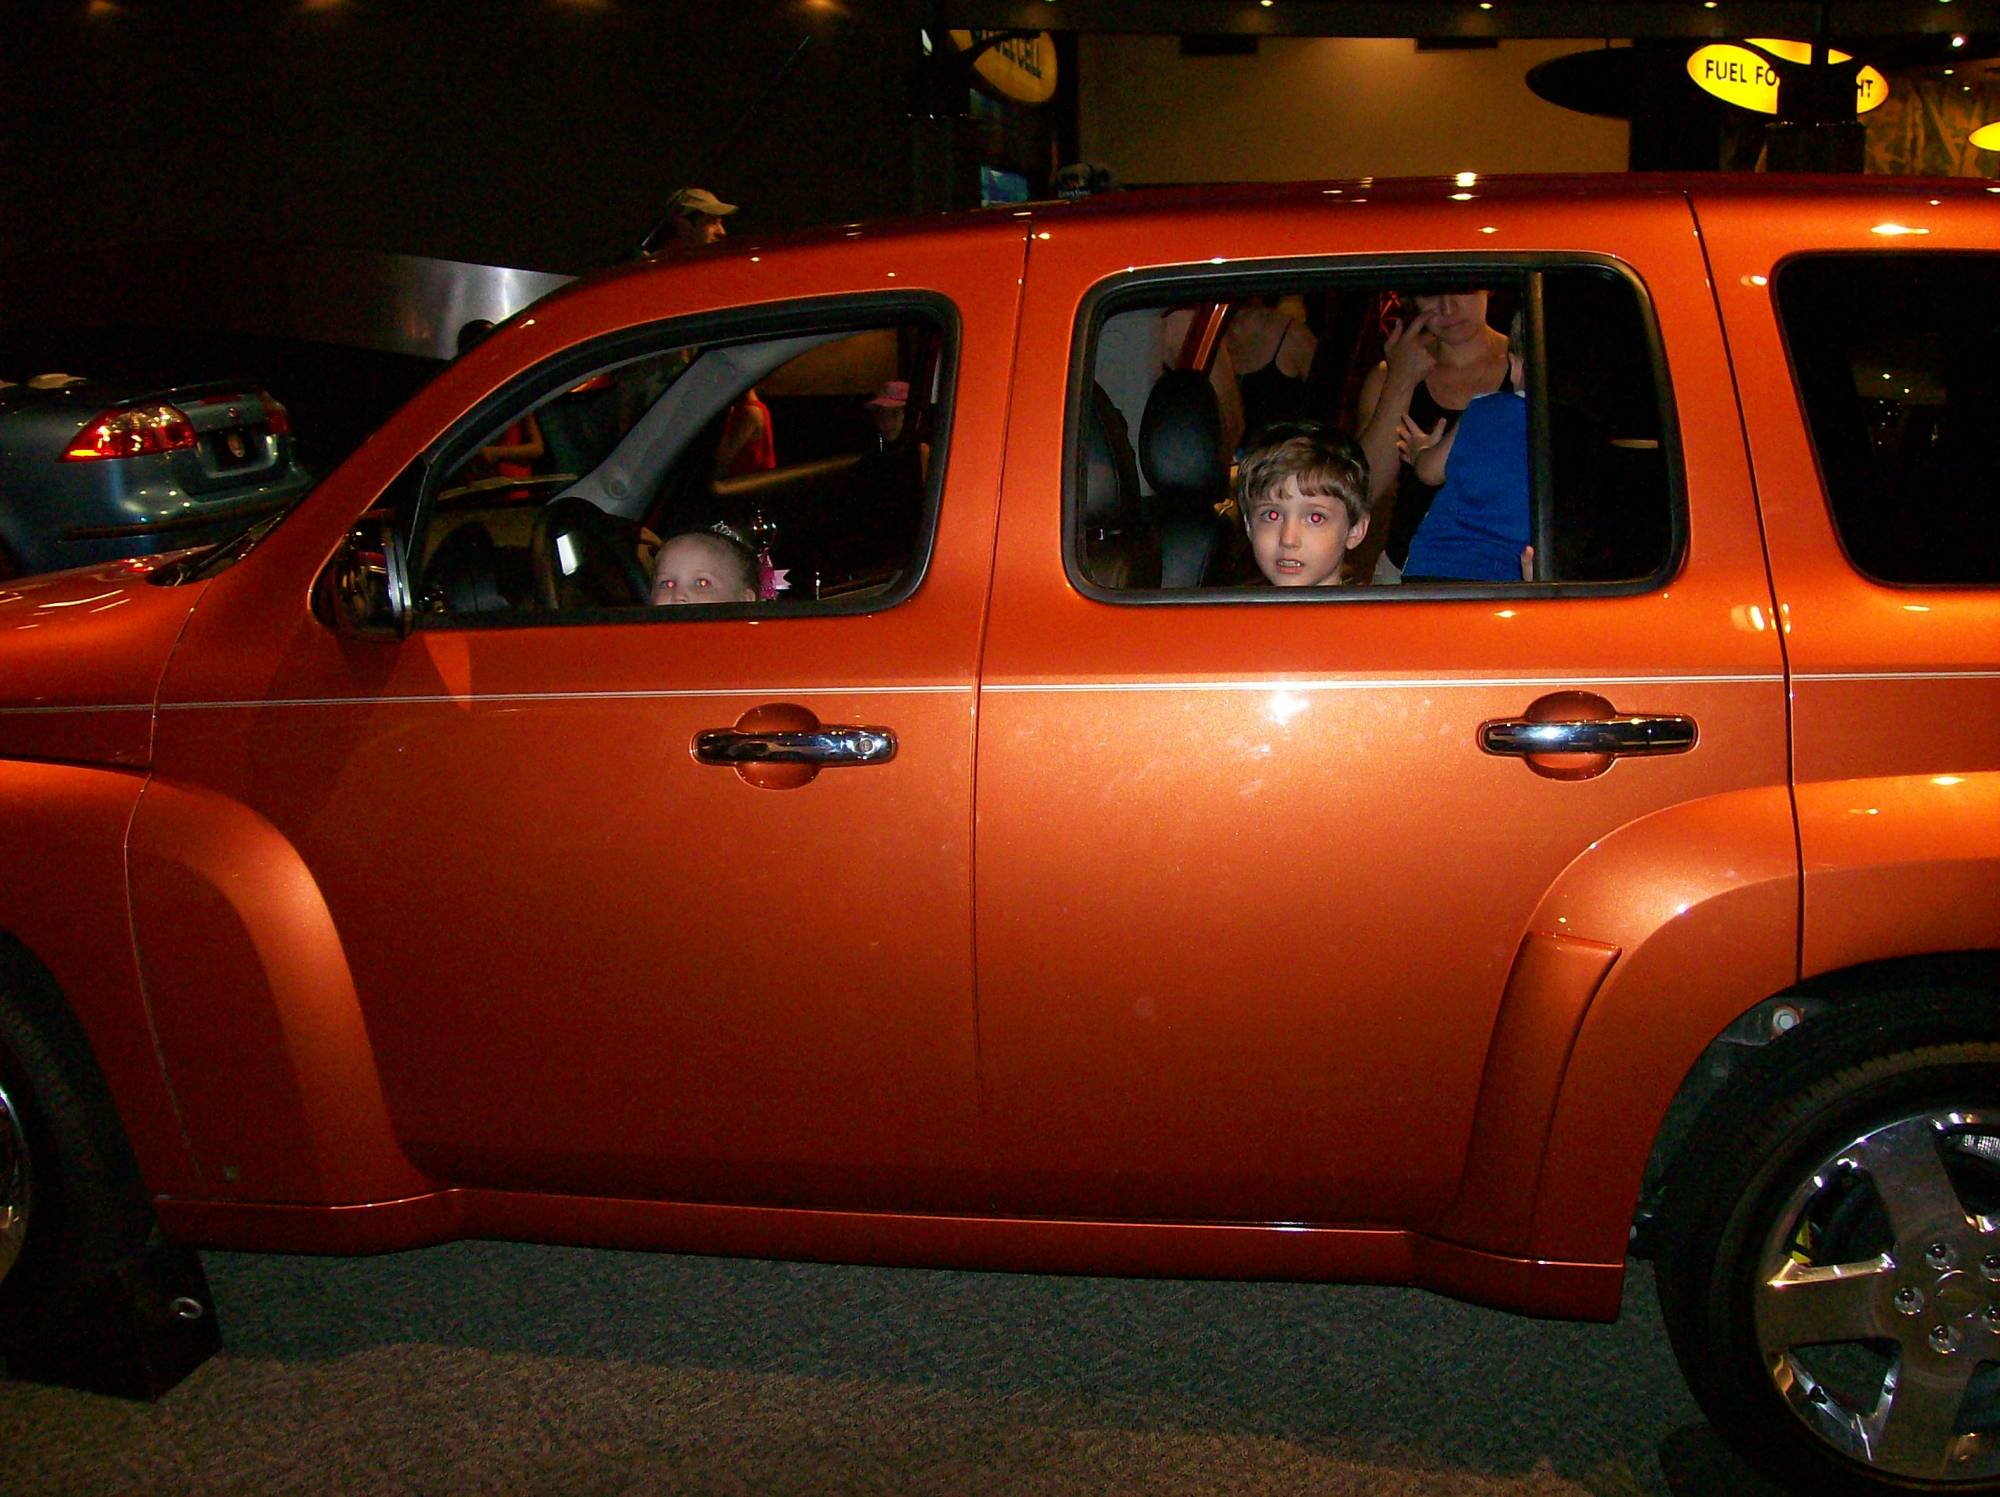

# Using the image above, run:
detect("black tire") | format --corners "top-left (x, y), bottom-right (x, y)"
top-left (1657, 993), bottom-right (2000, 1494)
top-left (0, 951), bottom-right (155, 1319)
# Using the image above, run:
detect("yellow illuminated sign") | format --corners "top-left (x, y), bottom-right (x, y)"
top-left (1687, 39), bottom-right (1888, 115)
top-left (950, 30), bottom-right (1058, 106)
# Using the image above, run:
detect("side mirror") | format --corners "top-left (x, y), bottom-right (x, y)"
top-left (323, 511), bottom-right (413, 638)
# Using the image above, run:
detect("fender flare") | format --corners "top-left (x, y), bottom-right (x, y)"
top-left (128, 777), bottom-right (431, 1205)
top-left (0, 759), bottom-right (199, 1197)
top-left (1429, 785), bottom-right (1799, 1265)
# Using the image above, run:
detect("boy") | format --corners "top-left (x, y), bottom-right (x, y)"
top-left (1236, 421), bottom-right (1372, 587)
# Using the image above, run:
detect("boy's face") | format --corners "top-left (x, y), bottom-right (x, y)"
top-left (651, 534), bottom-right (756, 605)
top-left (1244, 475), bottom-right (1368, 587)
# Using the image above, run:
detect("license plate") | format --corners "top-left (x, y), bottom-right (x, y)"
top-left (209, 428), bottom-right (262, 468)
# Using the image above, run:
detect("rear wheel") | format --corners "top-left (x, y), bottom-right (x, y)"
top-left (1658, 996), bottom-right (2000, 1494)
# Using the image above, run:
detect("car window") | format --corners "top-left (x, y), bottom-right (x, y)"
top-left (408, 309), bottom-right (948, 624)
top-left (1775, 253), bottom-right (2000, 586)
top-left (1070, 262), bottom-right (1678, 599)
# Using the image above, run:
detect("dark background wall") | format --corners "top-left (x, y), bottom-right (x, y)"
top-left (3, 0), bottom-right (935, 275)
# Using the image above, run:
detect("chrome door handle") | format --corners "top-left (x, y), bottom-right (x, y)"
top-left (1479, 715), bottom-right (1696, 758)
top-left (694, 726), bottom-right (897, 767)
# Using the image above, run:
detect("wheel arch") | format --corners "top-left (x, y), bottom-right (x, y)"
top-left (0, 758), bottom-right (199, 1198)
top-left (1631, 950), bottom-right (2000, 1257)
top-left (127, 776), bottom-right (434, 1207)
top-left (1428, 784), bottom-right (1801, 1272)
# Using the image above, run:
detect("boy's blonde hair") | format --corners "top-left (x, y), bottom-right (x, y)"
top-left (1235, 421), bottom-right (1371, 526)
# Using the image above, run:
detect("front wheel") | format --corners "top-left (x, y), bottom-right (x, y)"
top-left (1658, 998), bottom-right (2000, 1494)
top-left (0, 963), bottom-right (155, 1317)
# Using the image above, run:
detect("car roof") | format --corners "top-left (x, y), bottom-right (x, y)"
top-left (612, 169), bottom-right (1994, 269)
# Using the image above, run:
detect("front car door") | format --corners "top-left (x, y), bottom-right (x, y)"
top-left (129, 224), bottom-right (1026, 1215)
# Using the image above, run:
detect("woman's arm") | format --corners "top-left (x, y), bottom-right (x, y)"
top-left (1354, 311), bottom-right (1436, 503)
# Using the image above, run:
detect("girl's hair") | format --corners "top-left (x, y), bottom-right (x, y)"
top-left (659, 524), bottom-right (759, 597)
top-left (1234, 421), bottom-right (1372, 526)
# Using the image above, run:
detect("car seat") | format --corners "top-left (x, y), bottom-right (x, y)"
top-left (1138, 367), bottom-right (1231, 588)
top-left (1079, 382), bottom-right (1158, 590)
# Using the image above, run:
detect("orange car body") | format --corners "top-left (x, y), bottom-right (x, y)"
top-left (0, 176), bottom-right (1994, 1323)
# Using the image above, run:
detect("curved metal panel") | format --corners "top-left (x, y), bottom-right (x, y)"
top-left (0, 760), bottom-right (199, 1196)
top-left (1524, 786), bottom-right (1801, 1264)
top-left (127, 778), bottom-right (433, 1205)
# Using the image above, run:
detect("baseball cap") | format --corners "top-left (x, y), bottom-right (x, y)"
top-left (669, 187), bottom-right (738, 219)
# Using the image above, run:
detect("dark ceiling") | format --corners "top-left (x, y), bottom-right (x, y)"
top-left (936, 1), bottom-right (2000, 41)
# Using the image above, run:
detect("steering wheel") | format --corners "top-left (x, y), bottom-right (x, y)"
top-left (528, 496), bottom-right (651, 610)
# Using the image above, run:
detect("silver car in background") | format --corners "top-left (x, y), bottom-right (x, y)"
top-left (0, 375), bottom-right (313, 578)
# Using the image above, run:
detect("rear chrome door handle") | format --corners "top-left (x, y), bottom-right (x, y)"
top-left (1479, 716), bottom-right (1696, 758)
top-left (1479, 690), bottom-right (1696, 782)
top-left (693, 726), bottom-right (897, 766)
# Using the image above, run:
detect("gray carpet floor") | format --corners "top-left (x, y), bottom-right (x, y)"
top-left (6, 1247), bottom-right (1759, 1495)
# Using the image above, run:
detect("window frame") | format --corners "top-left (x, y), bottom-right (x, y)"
top-left (1062, 251), bottom-right (1687, 606)
top-left (403, 290), bottom-right (963, 630)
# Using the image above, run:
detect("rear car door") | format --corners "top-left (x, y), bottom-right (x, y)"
top-left (974, 186), bottom-right (1797, 1229)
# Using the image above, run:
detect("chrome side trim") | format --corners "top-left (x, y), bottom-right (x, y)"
top-left (982, 673), bottom-right (1784, 694)
top-left (1793, 671), bottom-right (2000, 684)
top-left (157, 684), bottom-right (973, 712)
top-left (0, 703), bottom-right (153, 717)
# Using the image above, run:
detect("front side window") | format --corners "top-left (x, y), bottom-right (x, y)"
top-left (1071, 261), bottom-right (1677, 600)
top-left (1776, 254), bottom-right (2000, 585)
top-left (409, 307), bottom-right (948, 623)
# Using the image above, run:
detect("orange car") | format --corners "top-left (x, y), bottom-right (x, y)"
top-left (1, 176), bottom-right (1996, 1494)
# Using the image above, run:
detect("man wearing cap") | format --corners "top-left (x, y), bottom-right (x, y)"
top-left (666, 187), bottom-right (737, 248)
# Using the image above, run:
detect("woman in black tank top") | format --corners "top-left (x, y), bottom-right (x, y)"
top-left (1355, 289), bottom-right (1514, 573)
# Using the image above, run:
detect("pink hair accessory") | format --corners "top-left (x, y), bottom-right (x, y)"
top-left (757, 552), bottom-right (789, 601)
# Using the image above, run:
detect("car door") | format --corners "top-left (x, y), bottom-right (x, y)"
top-left (974, 187), bottom-right (1796, 1226)
top-left (129, 225), bottom-right (1025, 1215)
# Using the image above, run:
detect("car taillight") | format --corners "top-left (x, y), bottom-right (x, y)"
top-left (257, 390), bottom-right (292, 436)
top-left (61, 403), bottom-right (198, 461)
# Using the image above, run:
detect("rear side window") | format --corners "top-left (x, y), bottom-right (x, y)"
top-left (1776, 254), bottom-right (2000, 585)
top-left (1070, 260), bottom-right (1678, 599)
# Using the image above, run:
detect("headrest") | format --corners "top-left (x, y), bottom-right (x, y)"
top-left (1081, 382), bottom-right (1139, 530)
top-left (1138, 367), bottom-right (1225, 506)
